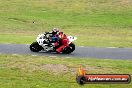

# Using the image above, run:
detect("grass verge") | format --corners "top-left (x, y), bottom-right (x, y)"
top-left (0, 0), bottom-right (132, 47)
top-left (0, 54), bottom-right (132, 88)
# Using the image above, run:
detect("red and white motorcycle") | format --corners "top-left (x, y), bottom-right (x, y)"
top-left (30, 33), bottom-right (77, 54)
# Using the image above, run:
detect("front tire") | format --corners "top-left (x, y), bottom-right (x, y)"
top-left (62, 43), bottom-right (75, 54)
top-left (30, 42), bottom-right (43, 52)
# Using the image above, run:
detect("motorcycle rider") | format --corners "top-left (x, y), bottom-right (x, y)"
top-left (44, 28), bottom-right (69, 53)
top-left (50, 28), bottom-right (60, 42)
top-left (54, 32), bottom-right (69, 53)
top-left (44, 28), bottom-right (60, 44)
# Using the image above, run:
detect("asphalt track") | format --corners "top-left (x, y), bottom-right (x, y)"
top-left (0, 44), bottom-right (132, 60)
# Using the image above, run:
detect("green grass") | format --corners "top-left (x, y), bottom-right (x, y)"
top-left (0, 34), bottom-right (35, 44)
top-left (0, 0), bottom-right (132, 47)
top-left (0, 54), bottom-right (132, 88)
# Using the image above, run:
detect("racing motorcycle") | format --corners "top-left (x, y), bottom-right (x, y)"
top-left (30, 32), bottom-right (77, 54)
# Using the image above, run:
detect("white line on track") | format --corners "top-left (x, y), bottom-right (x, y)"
top-left (107, 47), bottom-right (117, 48)
top-left (66, 57), bottom-right (71, 58)
top-left (32, 55), bottom-right (37, 56)
top-left (79, 46), bottom-right (85, 47)
top-left (49, 56), bottom-right (57, 58)
top-left (12, 54), bottom-right (19, 56)
top-left (26, 44), bottom-right (30, 45)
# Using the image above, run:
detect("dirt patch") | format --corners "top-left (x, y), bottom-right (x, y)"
top-left (3, 61), bottom-right (69, 74)
top-left (118, 0), bottom-right (132, 5)
top-left (42, 64), bottom-right (69, 74)
top-left (121, 0), bottom-right (132, 3)
top-left (3, 61), bottom-right (117, 75)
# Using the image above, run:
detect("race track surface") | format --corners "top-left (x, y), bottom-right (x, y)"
top-left (0, 44), bottom-right (132, 60)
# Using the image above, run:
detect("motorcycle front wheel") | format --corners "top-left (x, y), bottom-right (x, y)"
top-left (62, 43), bottom-right (75, 54)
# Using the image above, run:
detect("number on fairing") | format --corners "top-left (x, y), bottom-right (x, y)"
top-left (67, 36), bottom-right (77, 42)
top-left (38, 39), bottom-right (44, 45)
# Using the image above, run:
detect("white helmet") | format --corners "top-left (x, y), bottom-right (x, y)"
top-left (52, 28), bottom-right (59, 32)
top-left (52, 28), bottom-right (60, 35)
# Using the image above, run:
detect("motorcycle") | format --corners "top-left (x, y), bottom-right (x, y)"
top-left (30, 32), bottom-right (77, 54)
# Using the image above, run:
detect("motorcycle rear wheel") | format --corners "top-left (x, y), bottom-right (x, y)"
top-left (30, 42), bottom-right (43, 52)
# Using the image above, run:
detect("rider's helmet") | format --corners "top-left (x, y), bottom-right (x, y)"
top-left (52, 28), bottom-right (60, 35)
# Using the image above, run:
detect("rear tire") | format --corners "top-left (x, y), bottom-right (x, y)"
top-left (30, 42), bottom-right (43, 52)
